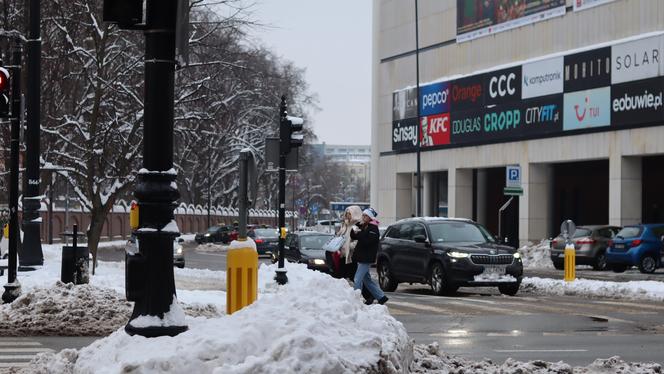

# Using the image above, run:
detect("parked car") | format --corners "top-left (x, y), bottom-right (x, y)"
top-left (606, 224), bottom-right (664, 273)
top-left (275, 231), bottom-right (334, 272)
top-left (377, 217), bottom-right (523, 296)
top-left (126, 235), bottom-right (185, 268)
top-left (549, 225), bottom-right (621, 271)
top-left (195, 225), bottom-right (233, 244)
top-left (248, 228), bottom-right (279, 257)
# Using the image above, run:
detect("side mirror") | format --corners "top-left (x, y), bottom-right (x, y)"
top-left (413, 235), bottom-right (427, 244)
top-left (177, 238), bottom-right (184, 243)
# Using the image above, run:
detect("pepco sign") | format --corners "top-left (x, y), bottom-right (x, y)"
top-left (419, 82), bottom-right (450, 116)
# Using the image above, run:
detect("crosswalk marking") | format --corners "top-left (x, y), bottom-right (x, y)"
top-left (0, 339), bottom-right (53, 370)
top-left (389, 300), bottom-right (455, 314)
top-left (387, 307), bottom-right (416, 316)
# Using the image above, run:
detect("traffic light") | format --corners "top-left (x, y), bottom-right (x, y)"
top-left (103, 0), bottom-right (143, 27)
top-left (280, 115), bottom-right (304, 156)
top-left (0, 66), bottom-right (10, 117)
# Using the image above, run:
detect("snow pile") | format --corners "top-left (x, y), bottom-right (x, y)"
top-left (519, 240), bottom-right (553, 269)
top-left (522, 277), bottom-right (664, 302)
top-left (29, 262), bottom-right (413, 374)
top-left (195, 242), bottom-right (229, 252)
top-left (411, 342), bottom-right (662, 373)
top-left (0, 281), bottom-right (132, 336)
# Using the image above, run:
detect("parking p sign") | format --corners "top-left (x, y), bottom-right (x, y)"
top-left (504, 165), bottom-right (523, 196)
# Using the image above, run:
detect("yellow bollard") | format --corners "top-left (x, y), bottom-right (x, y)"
top-left (226, 238), bottom-right (258, 315)
top-left (563, 243), bottom-right (576, 282)
top-left (129, 201), bottom-right (139, 230)
top-left (3, 224), bottom-right (8, 239)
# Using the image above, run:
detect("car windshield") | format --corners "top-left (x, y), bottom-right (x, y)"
top-left (428, 222), bottom-right (492, 243)
top-left (207, 226), bottom-right (220, 233)
top-left (300, 235), bottom-right (332, 250)
top-left (616, 226), bottom-right (643, 239)
top-left (254, 229), bottom-right (278, 238)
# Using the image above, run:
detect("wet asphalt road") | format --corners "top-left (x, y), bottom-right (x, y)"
top-left (94, 243), bottom-right (664, 366)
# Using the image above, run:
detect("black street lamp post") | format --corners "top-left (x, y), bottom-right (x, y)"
top-left (21, 0), bottom-right (44, 267)
top-left (123, 0), bottom-right (187, 337)
top-left (3, 44), bottom-right (23, 303)
top-left (414, 0), bottom-right (423, 217)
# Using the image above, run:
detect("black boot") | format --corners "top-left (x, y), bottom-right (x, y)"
top-left (364, 296), bottom-right (375, 305)
top-left (378, 296), bottom-right (389, 305)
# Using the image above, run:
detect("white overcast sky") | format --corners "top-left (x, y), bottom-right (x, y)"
top-left (247, 0), bottom-right (372, 146)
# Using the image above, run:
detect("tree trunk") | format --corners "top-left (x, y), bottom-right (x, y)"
top-left (87, 205), bottom-right (111, 276)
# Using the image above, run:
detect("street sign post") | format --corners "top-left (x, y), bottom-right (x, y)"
top-left (504, 165), bottom-right (523, 196)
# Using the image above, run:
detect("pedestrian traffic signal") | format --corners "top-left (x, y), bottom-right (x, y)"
top-left (280, 115), bottom-right (304, 156)
top-left (0, 67), bottom-right (10, 117)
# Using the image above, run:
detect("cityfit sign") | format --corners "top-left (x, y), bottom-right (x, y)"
top-left (419, 82), bottom-right (450, 116)
top-left (563, 87), bottom-right (610, 130)
top-left (564, 47), bottom-right (611, 92)
top-left (611, 35), bottom-right (664, 84)
top-left (521, 95), bottom-right (563, 137)
top-left (485, 67), bottom-right (521, 106)
top-left (420, 113), bottom-right (450, 147)
top-left (612, 76), bottom-right (664, 128)
top-left (522, 57), bottom-right (564, 98)
top-left (392, 87), bottom-right (418, 121)
top-left (392, 118), bottom-right (418, 151)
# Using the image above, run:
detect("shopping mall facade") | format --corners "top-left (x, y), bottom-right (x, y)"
top-left (371, 0), bottom-right (664, 246)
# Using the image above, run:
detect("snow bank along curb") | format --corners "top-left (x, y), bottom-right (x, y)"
top-left (29, 263), bottom-right (413, 373)
top-left (518, 240), bottom-right (554, 269)
top-left (410, 342), bottom-right (662, 373)
top-left (522, 277), bottom-right (664, 302)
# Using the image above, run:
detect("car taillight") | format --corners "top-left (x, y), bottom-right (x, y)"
top-left (255, 239), bottom-right (264, 244)
top-left (608, 240), bottom-right (613, 247)
top-left (576, 238), bottom-right (596, 245)
top-left (551, 240), bottom-right (557, 247)
top-left (630, 239), bottom-right (642, 247)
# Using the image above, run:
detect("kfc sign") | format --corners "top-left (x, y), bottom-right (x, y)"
top-left (420, 113), bottom-right (450, 147)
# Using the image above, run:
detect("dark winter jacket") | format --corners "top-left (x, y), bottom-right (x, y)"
top-left (350, 223), bottom-right (380, 263)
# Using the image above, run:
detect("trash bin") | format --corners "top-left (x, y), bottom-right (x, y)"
top-left (60, 225), bottom-right (89, 285)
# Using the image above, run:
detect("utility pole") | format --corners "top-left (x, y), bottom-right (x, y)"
top-left (414, 0), bottom-right (423, 217)
top-left (2, 44), bottom-right (22, 303)
top-left (21, 0), bottom-right (44, 267)
top-left (207, 151), bottom-right (211, 228)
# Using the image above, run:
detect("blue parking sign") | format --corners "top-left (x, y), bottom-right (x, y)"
top-left (506, 165), bottom-right (521, 188)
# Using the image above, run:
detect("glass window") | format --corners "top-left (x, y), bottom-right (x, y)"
top-left (571, 228), bottom-right (592, 238)
top-left (616, 226), bottom-right (643, 239)
top-left (399, 223), bottom-right (414, 241)
top-left (428, 222), bottom-right (491, 243)
top-left (300, 235), bottom-right (332, 250)
top-left (412, 224), bottom-right (427, 239)
top-left (385, 225), bottom-right (401, 239)
top-left (254, 229), bottom-right (278, 238)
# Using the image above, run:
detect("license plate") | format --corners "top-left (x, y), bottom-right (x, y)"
top-left (558, 253), bottom-right (565, 258)
top-left (483, 265), bottom-right (506, 276)
top-left (614, 244), bottom-right (625, 249)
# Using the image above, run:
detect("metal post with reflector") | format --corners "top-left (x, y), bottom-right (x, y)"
top-left (0, 66), bottom-right (10, 118)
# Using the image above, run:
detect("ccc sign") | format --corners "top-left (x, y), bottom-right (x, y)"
top-left (485, 67), bottom-right (521, 105)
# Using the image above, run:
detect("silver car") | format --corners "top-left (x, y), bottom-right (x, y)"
top-left (550, 225), bottom-right (621, 270)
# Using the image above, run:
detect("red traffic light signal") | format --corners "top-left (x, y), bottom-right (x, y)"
top-left (0, 67), bottom-right (10, 92)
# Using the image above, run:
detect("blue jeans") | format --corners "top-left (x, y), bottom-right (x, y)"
top-left (354, 262), bottom-right (385, 300)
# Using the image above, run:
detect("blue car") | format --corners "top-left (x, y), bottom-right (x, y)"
top-left (606, 224), bottom-right (664, 274)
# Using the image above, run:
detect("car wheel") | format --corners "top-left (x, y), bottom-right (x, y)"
top-left (177, 263), bottom-right (185, 269)
top-left (611, 264), bottom-right (628, 273)
top-left (377, 260), bottom-right (398, 292)
top-left (638, 255), bottom-right (657, 274)
top-left (552, 260), bottom-right (564, 270)
top-left (592, 252), bottom-right (607, 271)
top-left (430, 262), bottom-right (457, 296)
top-left (498, 281), bottom-right (520, 296)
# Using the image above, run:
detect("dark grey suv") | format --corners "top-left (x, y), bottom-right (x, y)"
top-left (549, 225), bottom-right (621, 270)
top-left (377, 218), bottom-right (523, 296)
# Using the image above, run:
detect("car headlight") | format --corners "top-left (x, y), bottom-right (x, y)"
top-left (309, 259), bottom-right (325, 265)
top-left (175, 245), bottom-right (183, 255)
top-left (447, 251), bottom-right (470, 258)
top-left (513, 252), bottom-right (521, 258)
top-left (204, 233), bottom-right (211, 237)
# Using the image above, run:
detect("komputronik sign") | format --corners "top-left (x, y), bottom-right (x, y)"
top-left (391, 33), bottom-right (664, 152)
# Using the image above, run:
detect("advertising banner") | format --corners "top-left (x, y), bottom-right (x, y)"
top-left (520, 95), bottom-right (564, 137)
top-left (611, 35), bottom-right (664, 84)
top-left (522, 56), bottom-right (564, 99)
top-left (563, 87), bottom-right (611, 130)
top-left (392, 87), bottom-right (418, 121)
top-left (456, 0), bottom-right (566, 43)
top-left (573, 0), bottom-right (615, 12)
top-left (420, 113), bottom-right (451, 147)
top-left (392, 118), bottom-right (419, 151)
top-left (611, 76), bottom-right (664, 128)
top-left (564, 47), bottom-right (611, 92)
top-left (485, 66), bottom-right (521, 106)
top-left (419, 82), bottom-right (450, 116)
top-left (450, 74), bottom-right (484, 112)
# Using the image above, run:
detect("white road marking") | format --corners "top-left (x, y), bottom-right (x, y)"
top-left (0, 348), bottom-right (53, 353)
top-left (0, 342), bottom-right (41, 346)
top-left (494, 349), bottom-right (587, 353)
top-left (0, 362), bottom-right (29, 368)
top-left (0, 354), bottom-right (42, 360)
top-left (388, 300), bottom-right (455, 314)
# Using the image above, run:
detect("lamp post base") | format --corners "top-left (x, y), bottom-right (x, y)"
top-left (124, 323), bottom-right (188, 338)
top-left (2, 282), bottom-right (22, 304)
top-left (275, 268), bottom-right (288, 285)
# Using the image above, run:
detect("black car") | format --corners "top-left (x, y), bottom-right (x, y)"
top-left (195, 225), bottom-right (232, 244)
top-left (377, 218), bottom-right (523, 296)
top-left (275, 231), bottom-right (333, 272)
top-left (248, 228), bottom-right (279, 257)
